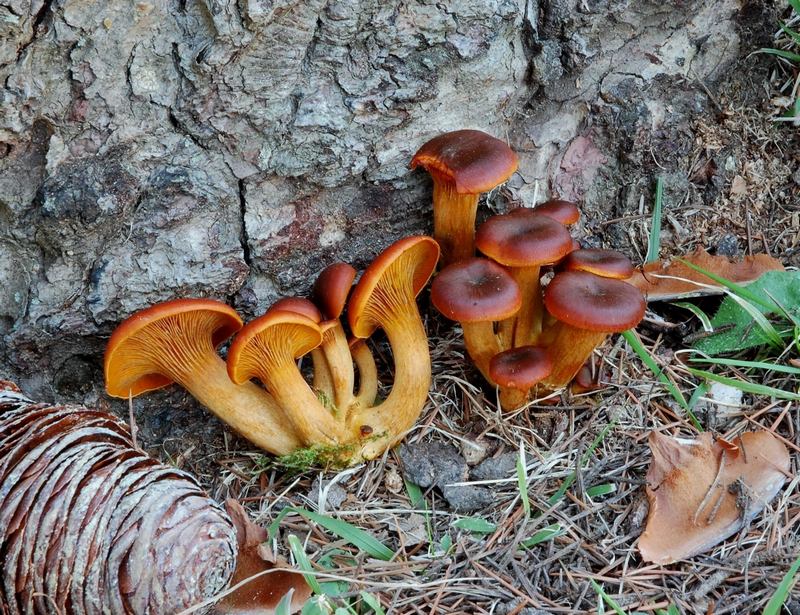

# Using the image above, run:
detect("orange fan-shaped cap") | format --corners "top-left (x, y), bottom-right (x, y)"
top-left (476, 209), bottom-right (573, 268)
top-left (489, 346), bottom-right (552, 390)
top-left (410, 130), bottom-right (519, 194)
top-left (559, 249), bottom-right (634, 280)
top-left (267, 297), bottom-right (323, 323)
top-left (227, 311), bottom-right (322, 385)
top-left (348, 236), bottom-right (439, 339)
top-left (104, 298), bottom-right (242, 398)
top-left (431, 258), bottom-right (521, 323)
top-left (529, 200), bottom-right (580, 225)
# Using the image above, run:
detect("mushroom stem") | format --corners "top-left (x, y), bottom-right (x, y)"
top-left (320, 322), bottom-right (355, 415)
top-left (354, 301), bottom-right (430, 456)
top-left (509, 266), bottom-right (542, 347)
top-left (432, 182), bottom-right (479, 266)
top-left (310, 348), bottom-right (335, 400)
top-left (498, 386), bottom-right (528, 410)
top-left (350, 339), bottom-right (378, 409)
top-left (135, 336), bottom-right (300, 455)
top-left (539, 323), bottom-right (607, 390)
top-left (462, 321), bottom-right (502, 383)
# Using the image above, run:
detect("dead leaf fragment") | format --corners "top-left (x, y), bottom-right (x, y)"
top-left (628, 248), bottom-right (784, 301)
top-left (730, 175), bottom-right (747, 197)
top-left (639, 431), bottom-right (790, 564)
top-left (213, 500), bottom-right (312, 614)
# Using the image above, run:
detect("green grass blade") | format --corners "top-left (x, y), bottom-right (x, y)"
top-left (270, 507), bottom-right (395, 561)
top-left (725, 293), bottom-right (785, 348)
top-left (790, 0), bottom-right (800, 14)
top-left (274, 591), bottom-right (295, 615)
top-left (517, 440), bottom-right (531, 517)
top-left (763, 554), bottom-right (800, 615)
top-left (646, 177), bottom-right (664, 263)
top-left (548, 419), bottom-right (617, 507)
top-left (759, 47), bottom-right (800, 62)
top-left (404, 480), bottom-right (425, 509)
top-left (677, 259), bottom-right (776, 312)
top-left (675, 301), bottom-right (713, 332)
top-left (688, 356), bottom-right (800, 374)
top-left (360, 591), bottom-right (386, 615)
top-left (621, 330), bottom-right (702, 430)
top-left (288, 535), bottom-right (324, 595)
top-left (586, 483), bottom-right (617, 498)
top-left (520, 524), bottom-right (564, 548)
top-left (590, 580), bottom-right (627, 615)
top-left (780, 22), bottom-right (800, 44)
top-left (452, 517), bottom-right (497, 534)
top-left (687, 368), bottom-right (800, 400)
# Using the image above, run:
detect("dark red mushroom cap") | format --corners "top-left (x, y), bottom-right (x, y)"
top-left (267, 298), bottom-right (323, 323)
top-left (489, 346), bottom-right (552, 390)
top-left (544, 271), bottom-right (646, 332)
top-left (312, 263), bottom-right (357, 320)
top-left (530, 200), bottom-right (580, 225)
top-left (559, 249), bottom-right (634, 279)
top-left (476, 209), bottom-right (573, 267)
top-left (410, 130), bottom-right (519, 194)
top-left (431, 258), bottom-right (521, 323)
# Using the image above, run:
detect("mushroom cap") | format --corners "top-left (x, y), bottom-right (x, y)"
top-left (267, 297), bottom-right (323, 323)
top-left (476, 209), bottom-right (573, 268)
top-left (105, 298), bottom-right (242, 398)
top-left (348, 236), bottom-right (439, 338)
top-left (544, 271), bottom-right (646, 332)
top-left (431, 258), bottom-right (521, 323)
top-left (312, 263), bottom-right (357, 320)
top-left (227, 310), bottom-right (323, 385)
top-left (410, 130), bottom-right (519, 194)
top-left (489, 346), bottom-right (552, 390)
top-left (530, 200), bottom-right (580, 225)
top-left (559, 249), bottom-right (634, 280)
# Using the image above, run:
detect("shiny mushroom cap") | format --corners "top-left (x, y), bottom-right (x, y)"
top-left (312, 263), bottom-right (357, 320)
top-left (227, 311), bottom-right (323, 385)
top-left (544, 271), bottom-right (646, 332)
top-left (348, 236), bottom-right (439, 338)
top-left (476, 209), bottom-right (573, 268)
top-left (559, 249), bottom-right (634, 280)
top-left (489, 346), bottom-right (552, 390)
top-left (530, 200), bottom-right (580, 225)
top-left (267, 297), bottom-right (323, 323)
top-left (431, 258), bottom-right (521, 323)
top-left (104, 298), bottom-right (242, 398)
top-left (410, 130), bottom-right (519, 194)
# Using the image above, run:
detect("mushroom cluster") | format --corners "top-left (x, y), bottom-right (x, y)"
top-left (413, 131), bottom-right (646, 409)
top-left (104, 236), bottom-right (439, 466)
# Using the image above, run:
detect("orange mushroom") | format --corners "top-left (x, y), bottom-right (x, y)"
top-left (104, 299), bottom-right (299, 455)
top-left (227, 310), bottom-right (344, 446)
top-left (489, 346), bottom-right (552, 409)
top-left (541, 271), bottom-right (646, 390)
top-left (348, 236), bottom-right (439, 458)
top-left (410, 130), bottom-right (518, 266)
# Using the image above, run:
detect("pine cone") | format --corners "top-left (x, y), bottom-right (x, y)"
top-left (0, 387), bottom-right (238, 615)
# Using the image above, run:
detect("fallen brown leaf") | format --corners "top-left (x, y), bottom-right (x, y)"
top-left (213, 500), bottom-right (312, 614)
top-left (639, 431), bottom-right (790, 564)
top-left (628, 248), bottom-right (784, 301)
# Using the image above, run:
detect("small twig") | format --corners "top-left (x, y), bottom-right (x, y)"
top-left (694, 451), bottom-right (727, 525)
top-left (128, 390), bottom-right (139, 449)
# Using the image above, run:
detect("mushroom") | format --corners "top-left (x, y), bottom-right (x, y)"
top-left (226, 310), bottom-right (345, 446)
top-left (476, 209), bottom-right (573, 347)
top-left (430, 258), bottom-right (522, 383)
top-left (311, 263), bottom-right (359, 413)
top-left (347, 235), bottom-right (439, 458)
top-left (104, 298), bottom-right (300, 455)
top-left (530, 199), bottom-right (580, 225)
top-left (489, 346), bottom-right (553, 410)
top-left (349, 337), bottom-right (378, 410)
top-left (541, 271), bottom-right (646, 390)
top-left (558, 249), bottom-right (634, 280)
top-left (410, 130), bottom-right (519, 266)
top-left (639, 431), bottom-right (790, 564)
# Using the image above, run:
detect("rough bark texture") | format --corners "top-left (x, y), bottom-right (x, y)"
top-left (0, 0), bottom-right (781, 417)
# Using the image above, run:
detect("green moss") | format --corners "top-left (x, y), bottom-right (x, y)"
top-left (274, 431), bottom-right (389, 472)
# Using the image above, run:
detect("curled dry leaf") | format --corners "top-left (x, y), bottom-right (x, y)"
top-left (213, 500), bottom-right (311, 614)
top-left (627, 248), bottom-right (784, 301)
top-left (639, 431), bottom-right (790, 565)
